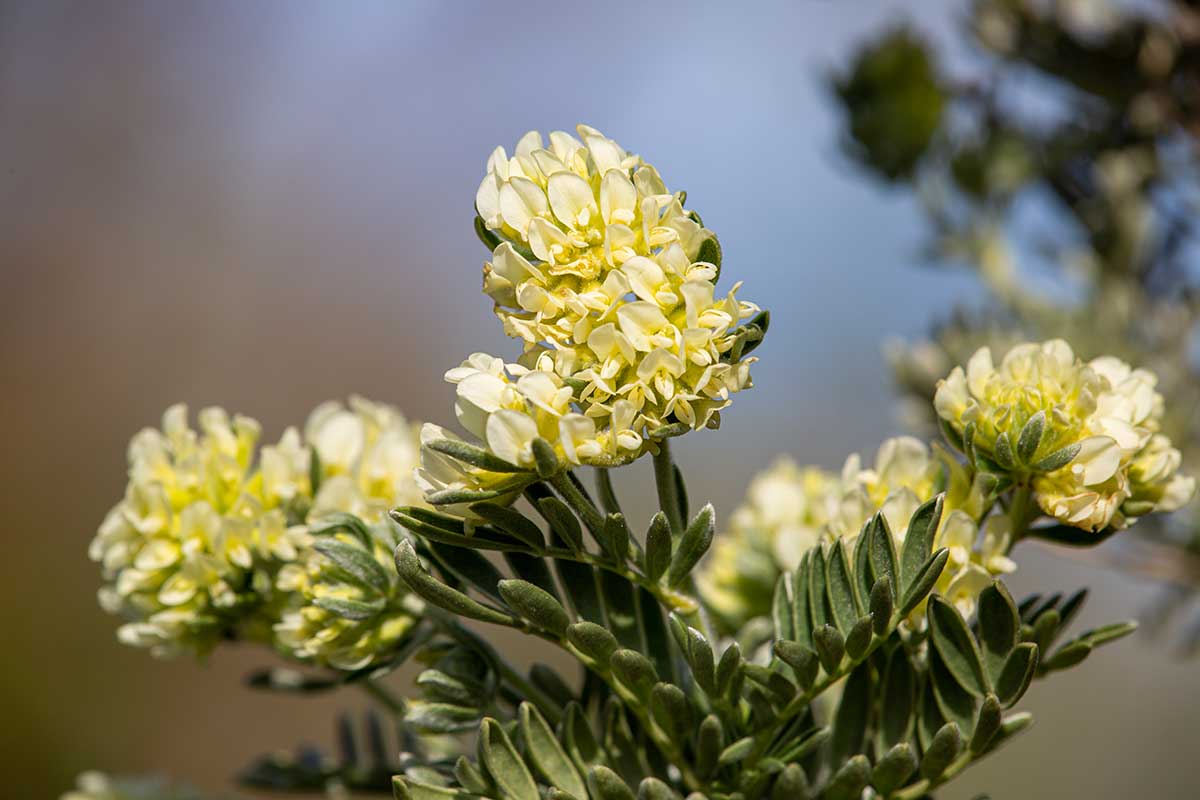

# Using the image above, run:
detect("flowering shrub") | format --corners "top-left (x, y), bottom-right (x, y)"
top-left (75, 122), bottom-right (1193, 800)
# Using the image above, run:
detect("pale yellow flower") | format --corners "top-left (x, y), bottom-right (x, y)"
top-left (273, 522), bottom-right (420, 670)
top-left (702, 437), bottom-right (1010, 628)
top-left (475, 125), bottom-right (763, 443)
top-left (93, 397), bottom-right (426, 659)
top-left (934, 339), bottom-right (1191, 530)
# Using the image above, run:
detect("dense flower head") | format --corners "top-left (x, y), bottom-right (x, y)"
top-left (934, 339), bottom-right (1194, 530)
top-left (273, 520), bottom-right (419, 670)
top-left (91, 397), bottom-right (425, 659)
top-left (475, 125), bottom-right (764, 441)
top-left (702, 437), bottom-right (1012, 628)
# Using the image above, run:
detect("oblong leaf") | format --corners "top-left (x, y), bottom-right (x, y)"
top-left (928, 595), bottom-right (991, 697)
top-left (520, 702), bottom-right (587, 799)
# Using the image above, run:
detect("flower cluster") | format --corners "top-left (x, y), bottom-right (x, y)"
top-left (472, 126), bottom-right (763, 450)
top-left (273, 518), bottom-right (420, 670)
top-left (702, 436), bottom-right (1013, 629)
top-left (61, 772), bottom-right (207, 800)
top-left (935, 339), bottom-right (1194, 531)
top-left (91, 397), bottom-right (425, 663)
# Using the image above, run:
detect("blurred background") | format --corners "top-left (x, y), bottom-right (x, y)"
top-left (2, 0), bottom-right (1196, 797)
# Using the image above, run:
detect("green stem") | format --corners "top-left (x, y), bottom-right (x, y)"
top-left (548, 471), bottom-right (607, 538)
top-left (652, 440), bottom-right (686, 536)
top-left (742, 618), bottom-right (895, 770)
top-left (651, 440), bottom-right (715, 640)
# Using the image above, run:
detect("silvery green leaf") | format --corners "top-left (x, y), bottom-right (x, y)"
top-left (311, 538), bottom-right (390, 596)
top-left (774, 640), bottom-right (819, 689)
top-left (867, 511), bottom-right (899, 595)
top-left (417, 669), bottom-right (485, 707)
top-left (1032, 608), bottom-right (1061, 653)
top-left (772, 724), bottom-right (830, 762)
top-left (996, 642), bottom-right (1038, 707)
top-left (455, 756), bottom-right (493, 795)
top-left (563, 702), bottom-right (602, 775)
top-left (898, 548), bottom-right (950, 617)
top-left (650, 682), bottom-right (692, 740)
top-left (823, 755), bottom-right (871, 800)
top-left (899, 495), bottom-right (943, 595)
top-left (852, 517), bottom-right (874, 609)
top-left (312, 596), bottom-right (384, 621)
top-left (531, 437), bottom-right (559, 478)
top-left (519, 702), bottom-right (587, 799)
top-left (536, 496), bottom-right (583, 551)
top-left (878, 648), bottom-right (916, 751)
top-left (603, 513), bottom-right (631, 563)
top-left (1041, 640), bottom-right (1091, 672)
top-left (404, 701), bottom-right (481, 734)
top-left (791, 552), bottom-right (813, 646)
top-left (426, 541), bottom-right (505, 606)
top-left (977, 581), bottom-right (1020, 683)
top-left (666, 504), bottom-right (715, 588)
top-left (395, 541), bottom-right (513, 626)
top-left (813, 624), bottom-right (845, 674)
top-left (637, 777), bottom-right (678, 800)
top-left (969, 694), bottom-right (1003, 753)
top-left (870, 576), bottom-right (894, 635)
top-left (807, 546), bottom-right (831, 633)
top-left (717, 736), bottom-right (755, 767)
top-left (695, 715), bottom-right (724, 780)
top-left (498, 579), bottom-right (570, 637)
top-left (773, 573), bottom-right (795, 641)
top-left (830, 661), bottom-right (871, 766)
top-left (1017, 410), bottom-right (1046, 463)
top-left (715, 642), bottom-right (743, 696)
top-left (1057, 588), bottom-right (1089, 632)
top-left (567, 622), bottom-right (619, 666)
top-left (685, 626), bottom-right (715, 693)
top-left (610, 649), bottom-right (658, 697)
top-left (771, 764), bottom-right (812, 800)
top-left (845, 616), bottom-right (874, 660)
top-left (871, 743), bottom-right (918, 795)
top-left (994, 431), bottom-right (1016, 469)
top-left (1032, 442), bottom-right (1080, 472)
top-left (920, 722), bottom-right (963, 780)
top-left (587, 766), bottom-right (635, 800)
top-left (479, 718), bottom-right (538, 800)
top-left (643, 512), bottom-right (672, 582)
top-left (1078, 620), bottom-right (1138, 648)
top-left (426, 438), bottom-right (529, 473)
top-left (470, 504), bottom-right (545, 550)
top-left (309, 511), bottom-right (373, 548)
top-left (696, 234), bottom-right (722, 271)
top-left (928, 645), bottom-right (978, 732)
top-left (392, 776), bottom-right (481, 799)
top-left (825, 540), bottom-right (862, 633)
top-left (928, 595), bottom-right (991, 697)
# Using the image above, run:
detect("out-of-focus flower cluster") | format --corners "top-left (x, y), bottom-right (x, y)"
top-left (61, 772), bottom-right (214, 800)
top-left (935, 339), bottom-right (1194, 532)
top-left (91, 397), bottom-right (425, 666)
top-left (702, 436), bottom-right (1013, 630)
